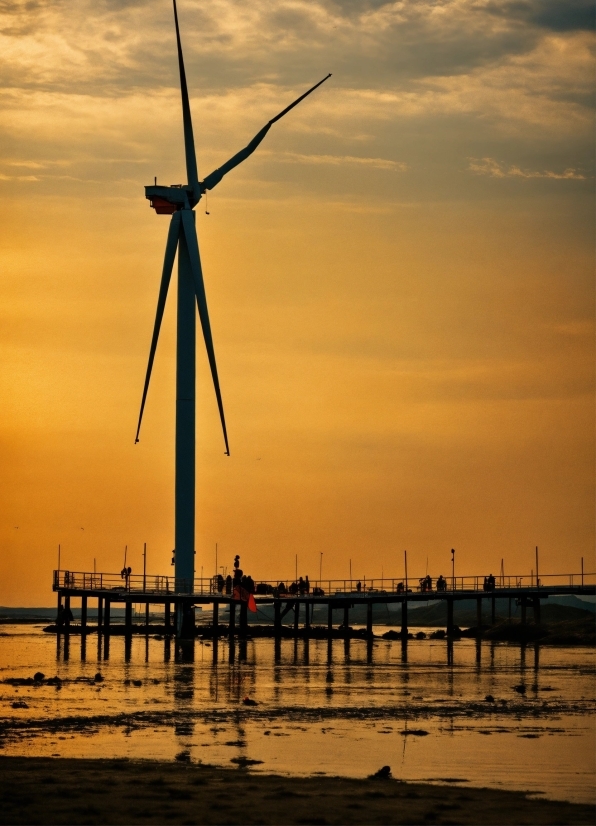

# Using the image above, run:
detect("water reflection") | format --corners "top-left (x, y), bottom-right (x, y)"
top-left (0, 624), bottom-right (588, 805)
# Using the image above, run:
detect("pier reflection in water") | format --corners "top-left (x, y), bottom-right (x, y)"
top-left (1, 626), bottom-right (594, 805)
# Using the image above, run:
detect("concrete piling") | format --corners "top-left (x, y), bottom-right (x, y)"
top-left (239, 602), bottom-right (248, 638)
top-left (366, 602), bottom-right (373, 638)
top-left (447, 598), bottom-right (454, 635)
top-left (125, 601), bottom-right (132, 635)
top-left (213, 600), bottom-right (219, 639)
top-left (229, 601), bottom-right (236, 638)
top-left (533, 597), bottom-right (541, 625)
top-left (64, 596), bottom-right (71, 634)
top-left (81, 596), bottom-right (87, 635)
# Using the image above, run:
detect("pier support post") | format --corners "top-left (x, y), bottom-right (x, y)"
top-left (104, 600), bottom-right (111, 635)
top-left (56, 592), bottom-right (63, 631)
top-left (125, 601), bottom-right (132, 635)
top-left (491, 596), bottom-right (496, 626)
top-left (145, 603), bottom-right (150, 631)
top-left (212, 601), bottom-right (219, 639)
top-left (343, 605), bottom-right (349, 636)
top-left (533, 597), bottom-right (540, 625)
top-left (165, 602), bottom-right (171, 634)
top-left (304, 601), bottom-right (311, 634)
top-left (180, 602), bottom-right (195, 638)
top-left (64, 595), bottom-right (71, 634)
top-left (81, 596), bottom-right (87, 636)
top-left (366, 601), bottom-right (373, 638)
top-left (401, 598), bottom-right (408, 638)
top-left (521, 597), bottom-right (527, 626)
top-left (97, 597), bottom-right (103, 634)
top-left (274, 600), bottom-right (281, 637)
top-left (327, 603), bottom-right (333, 637)
top-left (229, 601), bottom-right (236, 638)
top-left (476, 597), bottom-right (482, 633)
top-left (447, 598), bottom-right (454, 635)
top-left (240, 602), bottom-right (248, 638)
top-left (294, 602), bottom-right (300, 636)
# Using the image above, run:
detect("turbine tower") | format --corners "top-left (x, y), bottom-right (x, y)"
top-left (135, 0), bottom-right (330, 611)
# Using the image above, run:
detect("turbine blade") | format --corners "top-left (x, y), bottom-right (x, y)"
top-left (201, 73), bottom-right (332, 192)
top-left (135, 212), bottom-right (181, 443)
top-left (180, 209), bottom-right (230, 455)
top-left (173, 0), bottom-right (200, 202)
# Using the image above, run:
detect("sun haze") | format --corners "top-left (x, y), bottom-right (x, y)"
top-left (0, 0), bottom-right (593, 604)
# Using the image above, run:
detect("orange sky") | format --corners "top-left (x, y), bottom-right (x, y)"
top-left (0, 0), bottom-right (594, 604)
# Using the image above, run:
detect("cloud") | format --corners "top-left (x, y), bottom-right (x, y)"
top-left (272, 151), bottom-right (406, 171)
top-left (468, 157), bottom-right (587, 180)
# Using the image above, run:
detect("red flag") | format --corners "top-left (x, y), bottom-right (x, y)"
top-left (233, 585), bottom-right (257, 612)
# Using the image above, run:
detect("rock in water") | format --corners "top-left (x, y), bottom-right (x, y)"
top-left (33, 672), bottom-right (45, 682)
top-left (369, 766), bottom-right (392, 780)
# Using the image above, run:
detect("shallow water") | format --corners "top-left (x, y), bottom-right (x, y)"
top-left (0, 625), bottom-right (594, 804)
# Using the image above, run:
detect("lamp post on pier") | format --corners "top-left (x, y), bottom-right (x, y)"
top-left (451, 548), bottom-right (455, 591)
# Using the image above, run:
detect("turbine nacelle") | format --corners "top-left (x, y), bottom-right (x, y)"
top-left (146, 184), bottom-right (197, 214)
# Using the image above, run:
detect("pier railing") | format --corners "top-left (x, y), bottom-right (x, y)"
top-left (53, 569), bottom-right (595, 597)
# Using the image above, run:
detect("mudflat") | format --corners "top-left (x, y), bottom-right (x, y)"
top-left (0, 757), bottom-right (592, 825)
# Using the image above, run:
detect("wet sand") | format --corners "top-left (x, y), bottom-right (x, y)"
top-left (0, 756), bottom-right (593, 825)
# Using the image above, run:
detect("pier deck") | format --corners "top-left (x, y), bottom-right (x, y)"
top-left (52, 568), bottom-right (595, 640)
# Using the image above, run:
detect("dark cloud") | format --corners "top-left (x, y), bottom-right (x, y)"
top-left (486, 0), bottom-right (595, 32)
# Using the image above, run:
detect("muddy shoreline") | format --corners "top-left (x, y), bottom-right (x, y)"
top-left (0, 756), bottom-right (592, 825)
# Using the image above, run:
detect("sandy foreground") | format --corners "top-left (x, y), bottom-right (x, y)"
top-left (0, 757), bottom-right (593, 825)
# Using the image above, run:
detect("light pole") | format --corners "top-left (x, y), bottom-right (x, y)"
top-left (143, 542), bottom-right (147, 592)
top-left (451, 548), bottom-right (455, 591)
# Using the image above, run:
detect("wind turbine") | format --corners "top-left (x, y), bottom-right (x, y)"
top-left (135, 0), bottom-right (331, 608)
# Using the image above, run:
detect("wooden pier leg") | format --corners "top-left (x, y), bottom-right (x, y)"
top-left (476, 597), bottom-right (482, 633)
top-left (491, 596), bottom-right (496, 626)
top-left (520, 597), bottom-right (527, 626)
top-left (213, 601), bottom-right (219, 639)
top-left (343, 604), bottom-right (349, 636)
top-left (401, 598), bottom-right (408, 638)
top-left (274, 600), bottom-right (281, 637)
top-left (366, 601), bottom-right (373, 638)
top-left (240, 602), bottom-right (248, 638)
top-left (64, 596), bottom-right (71, 634)
top-left (294, 602), bottom-right (300, 636)
top-left (229, 601), bottom-right (236, 638)
top-left (104, 600), bottom-right (111, 635)
top-left (182, 602), bottom-right (195, 639)
top-left (304, 601), bottom-right (311, 634)
top-left (56, 592), bottom-right (63, 631)
top-left (447, 598), bottom-right (454, 635)
top-left (81, 596), bottom-right (87, 636)
top-left (125, 601), bottom-right (132, 636)
top-left (145, 603), bottom-right (150, 631)
top-left (533, 597), bottom-right (540, 625)
top-left (327, 603), bottom-right (333, 637)
top-left (165, 602), bottom-right (171, 634)
top-left (97, 597), bottom-right (103, 633)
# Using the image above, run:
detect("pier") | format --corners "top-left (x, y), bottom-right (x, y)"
top-left (53, 568), bottom-right (595, 644)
